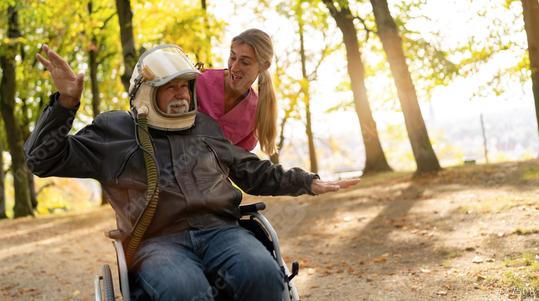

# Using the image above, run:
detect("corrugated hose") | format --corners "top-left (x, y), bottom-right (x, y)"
top-left (125, 110), bottom-right (160, 266)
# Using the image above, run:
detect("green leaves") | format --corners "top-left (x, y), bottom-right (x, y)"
top-left (132, 0), bottom-right (224, 67)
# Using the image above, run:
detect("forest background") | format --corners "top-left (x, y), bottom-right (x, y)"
top-left (0, 0), bottom-right (538, 218)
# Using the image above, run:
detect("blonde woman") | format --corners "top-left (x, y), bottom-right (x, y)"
top-left (196, 28), bottom-right (277, 154)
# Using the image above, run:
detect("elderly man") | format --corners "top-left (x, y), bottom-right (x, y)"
top-left (26, 44), bottom-right (358, 301)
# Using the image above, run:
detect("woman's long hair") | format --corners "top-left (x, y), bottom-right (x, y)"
top-left (232, 29), bottom-right (277, 155)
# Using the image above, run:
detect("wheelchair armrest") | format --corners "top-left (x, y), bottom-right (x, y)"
top-left (104, 229), bottom-right (123, 240)
top-left (239, 202), bottom-right (266, 215)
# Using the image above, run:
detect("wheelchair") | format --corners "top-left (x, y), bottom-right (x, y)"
top-left (94, 202), bottom-right (301, 301)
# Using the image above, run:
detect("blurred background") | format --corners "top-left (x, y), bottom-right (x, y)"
top-left (0, 0), bottom-right (537, 218)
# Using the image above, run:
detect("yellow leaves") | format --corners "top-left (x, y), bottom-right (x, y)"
top-left (299, 77), bottom-right (310, 92)
top-left (1, 37), bottom-right (26, 46)
top-left (35, 177), bottom-right (98, 216)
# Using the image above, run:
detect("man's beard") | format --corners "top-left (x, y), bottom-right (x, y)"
top-left (166, 99), bottom-right (190, 114)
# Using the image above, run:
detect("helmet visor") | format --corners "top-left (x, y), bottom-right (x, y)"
top-left (138, 45), bottom-right (200, 87)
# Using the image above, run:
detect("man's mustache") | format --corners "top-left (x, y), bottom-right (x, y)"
top-left (166, 99), bottom-right (190, 114)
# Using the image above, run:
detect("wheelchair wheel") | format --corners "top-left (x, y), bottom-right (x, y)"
top-left (102, 264), bottom-right (115, 301)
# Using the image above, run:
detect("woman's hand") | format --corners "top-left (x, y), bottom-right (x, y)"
top-left (36, 44), bottom-right (84, 109)
top-left (311, 178), bottom-right (360, 195)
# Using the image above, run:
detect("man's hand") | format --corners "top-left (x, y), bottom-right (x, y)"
top-left (311, 178), bottom-right (360, 195)
top-left (36, 44), bottom-right (84, 109)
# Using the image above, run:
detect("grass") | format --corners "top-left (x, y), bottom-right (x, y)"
top-left (502, 252), bottom-right (539, 297)
top-left (439, 248), bottom-right (463, 259)
top-left (521, 168), bottom-right (539, 181)
top-left (456, 200), bottom-right (501, 214)
top-left (438, 248), bottom-right (463, 268)
top-left (456, 194), bottom-right (538, 215)
top-left (513, 227), bottom-right (539, 236)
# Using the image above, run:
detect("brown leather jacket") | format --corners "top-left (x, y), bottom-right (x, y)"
top-left (24, 93), bottom-right (317, 241)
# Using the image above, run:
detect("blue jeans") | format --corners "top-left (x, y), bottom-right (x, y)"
top-left (129, 225), bottom-right (285, 301)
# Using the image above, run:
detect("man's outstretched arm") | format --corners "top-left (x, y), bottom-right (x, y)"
top-left (25, 45), bottom-right (110, 180)
top-left (226, 144), bottom-right (359, 196)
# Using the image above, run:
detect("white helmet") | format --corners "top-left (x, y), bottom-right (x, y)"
top-left (129, 44), bottom-right (201, 131)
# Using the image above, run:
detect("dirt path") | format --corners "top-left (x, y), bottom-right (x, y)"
top-left (1, 160), bottom-right (539, 300)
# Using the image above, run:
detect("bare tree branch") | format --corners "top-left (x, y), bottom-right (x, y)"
top-left (353, 14), bottom-right (375, 42)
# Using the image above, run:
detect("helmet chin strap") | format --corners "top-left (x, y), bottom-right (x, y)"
top-left (129, 75), bottom-right (144, 109)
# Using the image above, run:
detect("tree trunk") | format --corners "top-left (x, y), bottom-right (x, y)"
top-left (20, 99), bottom-right (37, 209)
top-left (201, 0), bottom-right (212, 67)
top-left (304, 98), bottom-right (318, 173)
top-left (88, 4), bottom-right (102, 119)
top-left (297, 6), bottom-right (318, 173)
top-left (270, 109), bottom-right (294, 164)
top-left (27, 169), bottom-right (37, 209)
top-left (0, 150), bottom-right (7, 219)
top-left (522, 0), bottom-right (539, 137)
top-left (88, 1), bottom-right (109, 206)
top-left (89, 47), bottom-right (101, 117)
top-left (0, 6), bottom-right (33, 217)
top-left (370, 0), bottom-right (441, 174)
top-left (19, 35), bottom-right (38, 209)
top-left (88, 3), bottom-right (106, 206)
top-left (115, 0), bottom-right (137, 92)
top-left (322, 0), bottom-right (392, 174)
top-left (270, 56), bottom-right (298, 165)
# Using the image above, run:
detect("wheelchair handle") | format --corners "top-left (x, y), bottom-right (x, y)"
top-left (288, 261), bottom-right (299, 281)
top-left (239, 202), bottom-right (266, 215)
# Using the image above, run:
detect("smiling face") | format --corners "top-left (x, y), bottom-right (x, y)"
top-left (225, 42), bottom-right (265, 94)
top-left (155, 78), bottom-right (191, 114)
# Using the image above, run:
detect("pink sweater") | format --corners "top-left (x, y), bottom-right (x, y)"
top-left (195, 69), bottom-right (258, 151)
